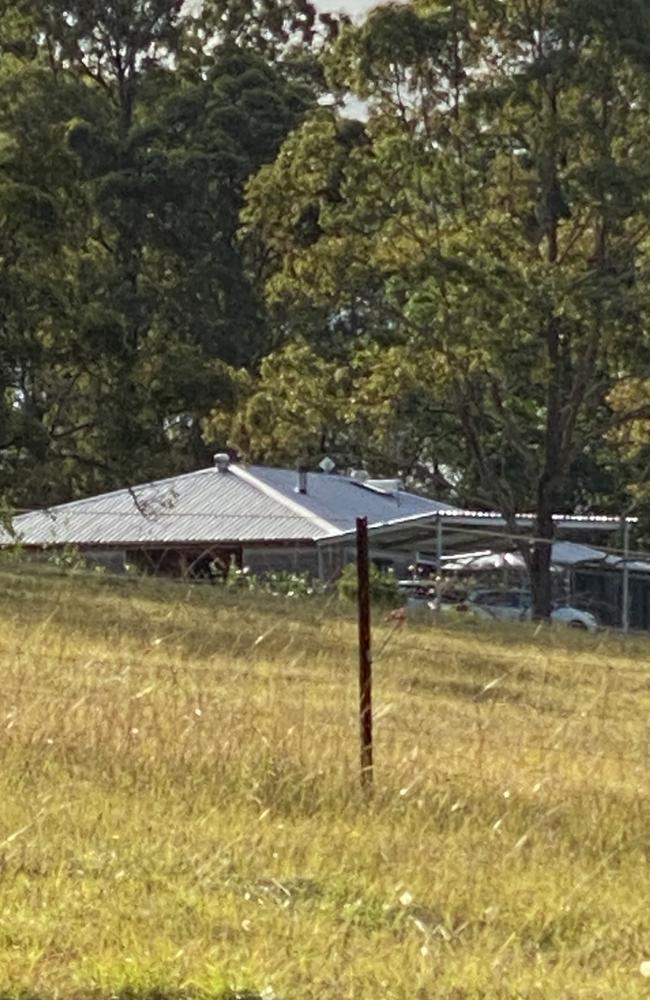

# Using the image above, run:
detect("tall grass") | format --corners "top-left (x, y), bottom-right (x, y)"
top-left (1, 563), bottom-right (650, 998)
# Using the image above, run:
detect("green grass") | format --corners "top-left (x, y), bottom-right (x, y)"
top-left (1, 562), bottom-right (650, 998)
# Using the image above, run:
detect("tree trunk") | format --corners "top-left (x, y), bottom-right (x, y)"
top-left (530, 490), bottom-right (554, 621)
top-left (531, 74), bottom-right (562, 623)
top-left (530, 327), bottom-right (563, 622)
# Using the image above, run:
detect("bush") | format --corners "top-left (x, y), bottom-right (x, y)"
top-left (337, 562), bottom-right (401, 606)
top-left (47, 543), bottom-right (87, 574)
top-left (225, 567), bottom-right (327, 598)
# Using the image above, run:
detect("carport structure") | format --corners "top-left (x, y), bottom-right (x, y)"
top-left (317, 508), bottom-right (639, 631)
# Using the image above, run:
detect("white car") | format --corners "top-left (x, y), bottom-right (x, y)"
top-left (469, 589), bottom-right (599, 632)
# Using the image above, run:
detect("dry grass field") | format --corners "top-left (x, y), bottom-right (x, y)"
top-left (1, 562), bottom-right (650, 999)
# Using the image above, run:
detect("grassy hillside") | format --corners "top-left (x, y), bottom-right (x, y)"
top-left (1, 563), bottom-right (650, 999)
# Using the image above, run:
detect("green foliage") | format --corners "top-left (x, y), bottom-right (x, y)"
top-left (204, 339), bottom-right (457, 493)
top-left (607, 377), bottom-right (650, 540)
top-left (45, 543), bottom-right (105, 576)
top-left (0, 1), bottom-right (322, 506)
top-left (242, 0), bottom-right (650, 614)
top-left (337, 562), bottom-right (400, 606)
top-left (0, 496), bottom-right (14, 535)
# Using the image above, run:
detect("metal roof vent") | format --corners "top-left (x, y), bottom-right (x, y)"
top-left (365, 478), bottom-right (403, 494)
top-left (350, 469), bottom-right (369, 483)
top-left (295, 467), bottom-right (308, 495)
top-left (213, 452), bottom-right (230, 473)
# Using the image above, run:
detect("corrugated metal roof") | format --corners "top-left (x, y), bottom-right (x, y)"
top-left (442, 542), bottom-right (614, 572)
top-left (5, 464), bottom-right (452, 549)
top-left (245, 467), bottom-right (453, 528)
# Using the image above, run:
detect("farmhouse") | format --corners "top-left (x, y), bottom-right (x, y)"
top-left (4, 454), bottom-right (646, 626)
top-left (2, 456), bottom-right (454, 579)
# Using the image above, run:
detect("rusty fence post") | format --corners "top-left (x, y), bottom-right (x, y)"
top-left (356, 517), bottom-right (373, 792)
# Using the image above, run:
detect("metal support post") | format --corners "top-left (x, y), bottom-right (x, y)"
top-left (622, 518), bottom-right (631, 634)
top-left (356, 517), bottom-right (373, 792)
top-left (435, 515), bottom-right (444, 611)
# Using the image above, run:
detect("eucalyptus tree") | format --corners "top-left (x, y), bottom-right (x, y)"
top-left (242, 0), bottom-right (650, 617)
top-left (0, 0), bottom-right (323, 502)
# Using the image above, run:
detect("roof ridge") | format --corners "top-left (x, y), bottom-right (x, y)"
top-left (231, 466), bottom-right (340, 537)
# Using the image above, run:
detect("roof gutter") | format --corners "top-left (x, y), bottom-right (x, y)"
top-left (316, 509), bottom-right (637, 546)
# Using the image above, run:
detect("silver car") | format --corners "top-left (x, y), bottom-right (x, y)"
top-left (469, 589), bottom-right (599, 632)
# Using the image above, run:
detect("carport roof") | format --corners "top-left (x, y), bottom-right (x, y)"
top-left (317, 508), bottom-right (636, 551)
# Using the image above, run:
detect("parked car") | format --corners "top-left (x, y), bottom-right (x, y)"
top-left (469, 589), bottom-right (599, 632)
top-left (399, 582), bottom-right (599, 632)
top-left (398, 580), bottom-right (469, 615)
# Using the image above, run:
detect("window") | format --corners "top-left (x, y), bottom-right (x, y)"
top-left (473, 590), bottom-right (521, 608)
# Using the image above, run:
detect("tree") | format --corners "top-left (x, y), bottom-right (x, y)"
top-left (608, 378), bottom-right (650, 538)
top-left (204, 338), bottom-right (459, 491)
top-left (242, 0), bottom-right (650, 618)
top-left (0, 12), bottom-right (98, 505)
top-left (0, 0), bottom-right (323, 505)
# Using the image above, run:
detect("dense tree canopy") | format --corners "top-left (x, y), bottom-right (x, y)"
top-left (230, 0), bottom-right (650, 613)
top-left (0, 0), bottom-right (322, 503)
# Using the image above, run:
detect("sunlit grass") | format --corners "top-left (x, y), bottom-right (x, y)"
top-left (1, 561), bottom-right (650, 998)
